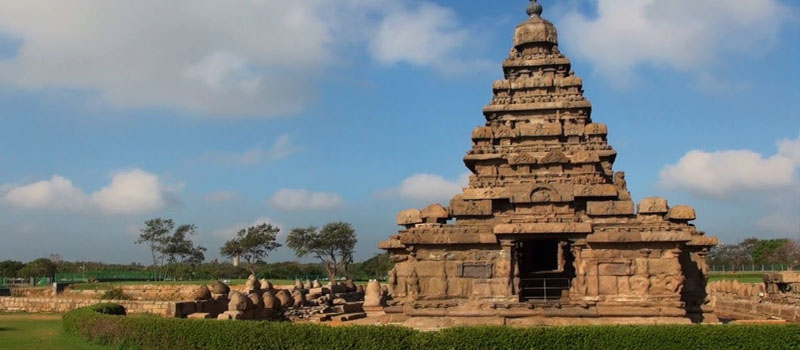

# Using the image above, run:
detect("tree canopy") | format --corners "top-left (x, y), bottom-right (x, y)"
top-left (286, 222), bottom-right (357, 283)
top-left (135, 218), bottom-right (206, 280)
top-left (220, 223), bottom-right (282, 275)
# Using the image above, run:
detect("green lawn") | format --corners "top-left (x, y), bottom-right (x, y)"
top-left (0, 313), bottom-right (109, 350)
top-left (708, 273), bottom-right (764, 284)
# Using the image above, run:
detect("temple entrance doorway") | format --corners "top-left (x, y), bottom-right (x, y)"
top-left (516, 239), bottom-right (576, 301)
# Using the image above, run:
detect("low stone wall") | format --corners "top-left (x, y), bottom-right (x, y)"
top-left (60, 283), bottom-right (297, 301)
top-left (708, 280), bottom-right (800, 322)
top-left (0, 296), bottom-right (178, 317)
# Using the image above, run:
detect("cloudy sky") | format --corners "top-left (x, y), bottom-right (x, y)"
top-left (0, 0), bottom-right (798, 264)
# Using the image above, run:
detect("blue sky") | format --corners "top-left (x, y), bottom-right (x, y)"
top-left (0, 0), bottom-right (798, 264)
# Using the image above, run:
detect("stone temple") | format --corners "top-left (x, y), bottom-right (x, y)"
top-left (379, 0), bottom-right (718, 326)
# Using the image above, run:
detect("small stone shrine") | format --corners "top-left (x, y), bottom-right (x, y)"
top-left (379, 0), bottom-right (718, 326)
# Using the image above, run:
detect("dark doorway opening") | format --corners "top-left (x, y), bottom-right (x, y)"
top-left (516, 239), bottom-right (575, 301)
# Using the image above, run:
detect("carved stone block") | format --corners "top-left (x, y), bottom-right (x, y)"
top-left (397, 209), bottom-right (422, 225)
top-left (584, 123), bottom-right (608, 135)
top-left (540, 150), bottom-right (570, 164)
top-left (421, 204), bottom-right (450, 223)
top-left (638, 197), bottom-right (668, 214)
top-left (458, 262), bottom-right (493, 278)
top-left (598, 261), bottom-right (633, 276)
top-left (472, 126), bottom-right (493, 139)
top-left (586, 201), bottom-right (635, 216)
top-left (508, 152), bottom-right (538, 165)
top-left (563, 123), bottom-right (583, 136)
top-left (450, 195), bottom-right (492, 216)
top-left (668, 205), bottom-right (696, 221)
top-left (574, 184), bottom-right (617, 197)
top-left (517, 122), bottom-right (562, 137)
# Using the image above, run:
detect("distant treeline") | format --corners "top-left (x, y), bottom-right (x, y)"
top-left (0, 253), bottom-right (393, 282)
top-left (708, 237), bottom-right (800, 270)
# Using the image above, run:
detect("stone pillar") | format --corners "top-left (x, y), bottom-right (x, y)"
top-left (500, 239), bottom-right (515, 296)
top-left (363, 280), bottom-right (385, 316)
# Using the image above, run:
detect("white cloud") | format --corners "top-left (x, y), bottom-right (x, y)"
top-left (1, 169), bottom-right (178, 214)
top-left (208, 134), bottom-right (301, 165)
top-left (660, 134), bottom-right (800, 198)
top-left (3, 175), bottom-right (88, 210)
top-left (383, 172), bottom-right (469, 202)
top-left (90, 169), bottom-right (174, 214)
top-left (203, 190), bottom-right (239, 203)
top-left (778, 133), bottom-right (800, 165)
top-left (0, 0), bottom-right (481, 118)
top-left (269, 188), bottom-right (345, 211)
top-left (559, 0), bottom-right (791, 84)
top-left (368, 2), bottom-right (488, 73)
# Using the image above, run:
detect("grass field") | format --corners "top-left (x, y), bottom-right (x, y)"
top-left (708, 273), bottom-right (764, 284)
top-left (0, 313), bottom-right (109, 350)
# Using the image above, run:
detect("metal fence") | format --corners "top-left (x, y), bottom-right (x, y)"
top-left (54, 270), bottom-right (157, 283)
top-left (710, 265), bottom-right (800, 273)
top-left (0, 277), bottom-right (51, 287)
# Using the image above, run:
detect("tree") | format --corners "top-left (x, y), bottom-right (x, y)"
top-left (161, 224), bottom-right (206, 279)
top-left (136, 218), bottom-right (173, 279)
top-left (752, 239), bottom-right (789, 265)
top-left (0, 260), bottom-right (25, 278)
top-left (773, 239), bottom-right (800, 270)
top-left (350, 253), bottom-right (393, 281)
top-left (708, 242), bottom-right (751, 272)
top-left (286, 222), bottom-right (357, 283)
top-left (220, 223), bottom-right (281, 275)
top-left (17, 258), bottom-right (57, 279)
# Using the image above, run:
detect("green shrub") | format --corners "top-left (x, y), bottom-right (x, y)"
top-left (64, 304), bottom-right (800, 350)
top-left (100, 288), bottom-right (129, 300)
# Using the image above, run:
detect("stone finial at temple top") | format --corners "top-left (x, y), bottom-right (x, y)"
top-left (526, 0), bottom-right (543, 17)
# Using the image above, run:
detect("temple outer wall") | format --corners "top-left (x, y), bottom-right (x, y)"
top-left (0, 296), bottom-right (178, 316)
top-left (708, 280), bottom-right (800, 322)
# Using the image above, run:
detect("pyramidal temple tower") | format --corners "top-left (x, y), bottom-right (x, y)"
top-left (379, 0), bottom-right (718, 325)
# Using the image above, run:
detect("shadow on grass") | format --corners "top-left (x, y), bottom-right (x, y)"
top-left (0, 327), bottom-right (14, 332)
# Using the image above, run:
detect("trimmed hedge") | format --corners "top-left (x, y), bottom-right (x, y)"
top-left (64, 304), bottom-right (800, 350)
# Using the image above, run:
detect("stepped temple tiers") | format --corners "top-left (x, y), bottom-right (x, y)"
top-left (379, 0), bottom-right (718, 326)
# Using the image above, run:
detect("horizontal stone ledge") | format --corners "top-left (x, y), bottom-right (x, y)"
top-left (483, 100), bottom-right (593, 113)
top-left (586, 231), bottom-right (691, 243)
top-left (494, 222), bottom-right (592, 234)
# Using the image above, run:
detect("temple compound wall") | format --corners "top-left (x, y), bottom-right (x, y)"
top-left (379, 1), bottom-right (717, 326)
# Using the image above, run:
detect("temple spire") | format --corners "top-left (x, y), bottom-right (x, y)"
top-left (526, 0), bottom-right (543, 17)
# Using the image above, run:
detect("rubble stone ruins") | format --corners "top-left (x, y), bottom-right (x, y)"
top-left (379, 0), bottom-right (718, 326)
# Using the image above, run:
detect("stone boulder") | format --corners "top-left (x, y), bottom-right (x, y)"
top-left (245, 275), bottom-right (260, 292)
top-left (262, 290), bottom-right (279, 311)
top-left (292, 290), bottom-right (306, 307)
top-left (212, 280), bottom-right (230, 294)
top-left (248, 292), bottom-right (263, 310)
top-left (276, 289), bottom-right (293, 308)
top-left (228, 291), bottom-right (248, 311)
top-left (192, 285), bottom-right (212, 301)
top-left (260, 279), bottom-right (273, 290)
top-left (344, 280), bottom-right (357, 292)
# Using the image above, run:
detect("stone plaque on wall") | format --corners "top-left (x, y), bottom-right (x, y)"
top-left (457, 262), bottom-right (493, 278)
